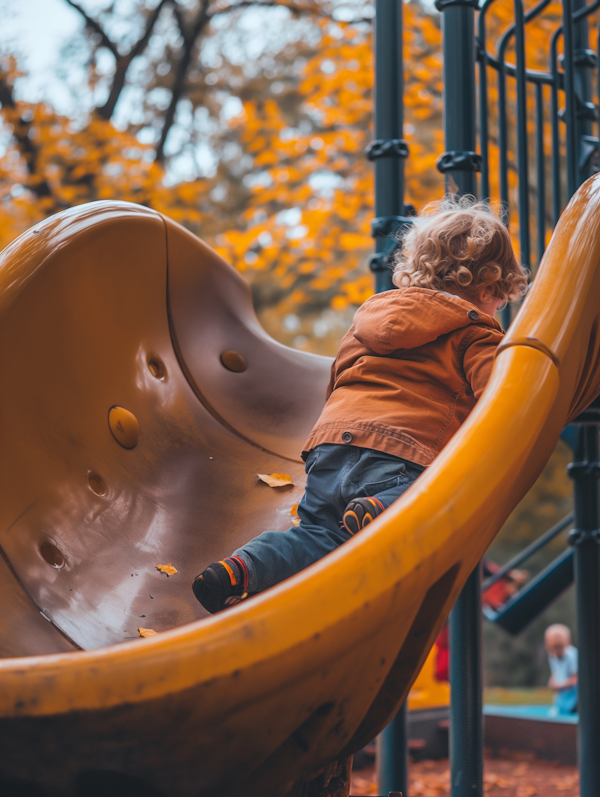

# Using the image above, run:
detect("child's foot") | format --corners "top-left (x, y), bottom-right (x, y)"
top-left (342, 496), bottom-right (385, 535)
top-left (192, 556), bottom-right (249, 613)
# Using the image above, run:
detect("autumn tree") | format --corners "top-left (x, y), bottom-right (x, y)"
top-left (0, 0), bottom-right (572, 350)
top-left (0, 0), bottom-right (448, 351)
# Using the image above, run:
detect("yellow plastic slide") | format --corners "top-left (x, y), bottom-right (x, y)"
top-left (1, 173), bottom-right (600, 797)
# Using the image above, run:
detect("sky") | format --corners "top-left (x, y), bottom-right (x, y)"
top-left (0, 0), bottom-right (85, 110)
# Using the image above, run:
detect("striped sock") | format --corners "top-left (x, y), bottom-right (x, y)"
top-left (219, 556), bottom-right (248, 590)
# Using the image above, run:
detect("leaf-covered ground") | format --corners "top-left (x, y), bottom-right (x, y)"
top-left (351, 757), bottom-right (579, 796)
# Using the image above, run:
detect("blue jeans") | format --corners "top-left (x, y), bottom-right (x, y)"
top-left (233, 443), bottom-right (424, 593)
top-left (554, 685), bottom-right (578, 714)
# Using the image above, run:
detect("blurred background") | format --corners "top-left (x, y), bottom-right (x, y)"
top-left (0, 0), bottom-right (576, 695)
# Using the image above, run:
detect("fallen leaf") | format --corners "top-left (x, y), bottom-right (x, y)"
top-left (290, 503), bottom-right (300, 526)
top-left (257, 472), bottom-right (294, 488)
top-left (156, 563), bottom-right (178, 576)
top-left (138, 627), bottom-right (158, 637)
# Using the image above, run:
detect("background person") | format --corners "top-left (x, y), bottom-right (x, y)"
top-left (545, 623), bottom-right (578, 714)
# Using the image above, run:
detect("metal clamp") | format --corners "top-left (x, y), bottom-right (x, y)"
top-left (366, 139), bottom-right (409, 161)
top-left (577, 98), bottom-right (598, 122)
top-left (574, 48), bottom-right (598, 68)
top-left (369, 252), bottom-right (392, 274)
top-left (580, 134), bottom-right (599, 173)
top-left (435, 0), bottom-right (479, 10)
top-left (567, 461), bottom-right (600, 479)
top-left (568, 527), bottom-right (600, 545)
top-left (369, 215), bottom-right (414, 275)
top-left (436, 150), bottom-right (482, 173)
top-left (371, 215), bottom-right (414, 238)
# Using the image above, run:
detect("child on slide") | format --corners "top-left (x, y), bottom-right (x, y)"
top-left (192, 196), bottom-right (528, 614)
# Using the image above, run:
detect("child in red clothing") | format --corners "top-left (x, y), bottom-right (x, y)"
top-left (193, 196), bottom-right (528, 613)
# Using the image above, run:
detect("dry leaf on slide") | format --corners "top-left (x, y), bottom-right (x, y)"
top-left (156, 563), bottom-right (178, 576)
top-left (138, 627), bottom-right (158, 638)
top-left (257, 473), bottom-right (294, 488)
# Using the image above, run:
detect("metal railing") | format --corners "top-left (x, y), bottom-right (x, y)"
top-left (477, 0), bottom-right (600, 328)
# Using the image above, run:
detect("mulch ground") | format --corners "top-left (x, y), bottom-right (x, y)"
top-left (350, 756), bottom-right (579, 796)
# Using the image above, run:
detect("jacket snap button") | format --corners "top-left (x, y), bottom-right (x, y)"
top-left (468, 309), bottom-right (479, 321)
top-left (342, 431), bottom-right (353, 444)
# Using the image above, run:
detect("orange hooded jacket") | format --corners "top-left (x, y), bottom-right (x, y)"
top-left (303, 287), bottom-right (504, 468)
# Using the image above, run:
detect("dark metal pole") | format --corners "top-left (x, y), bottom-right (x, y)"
top-left (572, 0), bottom-right (596, 188)
top-left (534, 82), bottom-right (547, 266)
top-left (369, 0), bottom-right (409, 295)
top-left (371, 1), bottom-right (409, 793)
top-left (437, 0), bottom-right (479, 198)
top-left (513, 0), bottom-right (531, 273)
top-left (377, 701), bottom-right (408, 797)
top-left (436, 2), bottom-right (483, 796)
top-left (568, 423), bottom-right (600, 797)
top-left (450, 565), bottom-right (483, 797)
top-left (563, 0), bottom-right (579, 197)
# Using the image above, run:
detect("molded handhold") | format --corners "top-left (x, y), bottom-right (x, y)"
top-left (108, 406), bottom-right (139, 449)
top-left (220, 350), bottom-right (248, 372)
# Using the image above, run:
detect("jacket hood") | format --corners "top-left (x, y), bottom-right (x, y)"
top-left (353, 287), bottom-right (503, 355)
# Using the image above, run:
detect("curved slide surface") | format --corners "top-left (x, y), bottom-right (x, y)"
top-left (1, 175), bottom-right (600, 796)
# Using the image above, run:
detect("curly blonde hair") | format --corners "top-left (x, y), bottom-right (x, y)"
top-left (392, 195), bottom-right (528, 304)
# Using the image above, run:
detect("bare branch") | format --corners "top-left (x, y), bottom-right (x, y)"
top-left (63, 0), bottom-right (119, 57)
top-left (129, 0), bottom-right (173, 60)
top-left (155, 0), bottom-right (212, 163)
top-left (209, 1), bottom-right (370, 23)
top-left (65, 0), bottom-right (173, 120)
top-left (96, 0), bottom-right (173, 119)
top-left (208, 0), bottom-right (321, 18)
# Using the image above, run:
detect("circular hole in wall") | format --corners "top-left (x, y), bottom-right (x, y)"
top-left (147, 356), bottom-right (167, 380)
top-left (88, 472), bottom-right (106, 496)
top-left (40, 540), bottom-right (65, 569)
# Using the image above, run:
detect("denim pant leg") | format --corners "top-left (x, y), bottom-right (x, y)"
top-left (233, 444), bottom-right (425, 593)
top-left (346, 451), bottom-right (425, 509)
top-left (233, 445), bottom-right (354, 593)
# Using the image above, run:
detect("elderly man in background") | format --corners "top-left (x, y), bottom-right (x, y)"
top-left (545, 624), bottom-right (578, 715)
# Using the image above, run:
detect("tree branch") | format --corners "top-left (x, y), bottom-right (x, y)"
top-left (155, 0), bottom-right (211, 163)
top-left (208, 0), bottom-right (321, 19)
top-left (129, 0), bottom-right (173, 60)
top-left (63, 0), bottom-right (119, 57)
top-left (65, 0), bottom-right (173, 120)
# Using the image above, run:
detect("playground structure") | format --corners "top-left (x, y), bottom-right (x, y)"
top-left (0, 185), bottom-right (599, 797)
top-left (1, 2), bottom-right (600, 797)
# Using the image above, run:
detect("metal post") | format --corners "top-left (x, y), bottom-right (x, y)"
top-left (572, 0), bottom-right (597, 188)
top-left (370, 1), bottom-right (409, 793)
top-left (377, 701), bottom-right (408, 797)
top-left (513, 0), bottom-right (530, 273)
top-left (436, 0), bottom-right (479, 198)
top-left (369, 0), bottom-right (409, 294)
top-left (563, 0), bottom-right (579, 197)
top-left (568, 422), bottom-right (600, 797)
top-left (450, 565), bottom-right (483, 797)
top-left (436, 2), bottom-right (483, 796)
